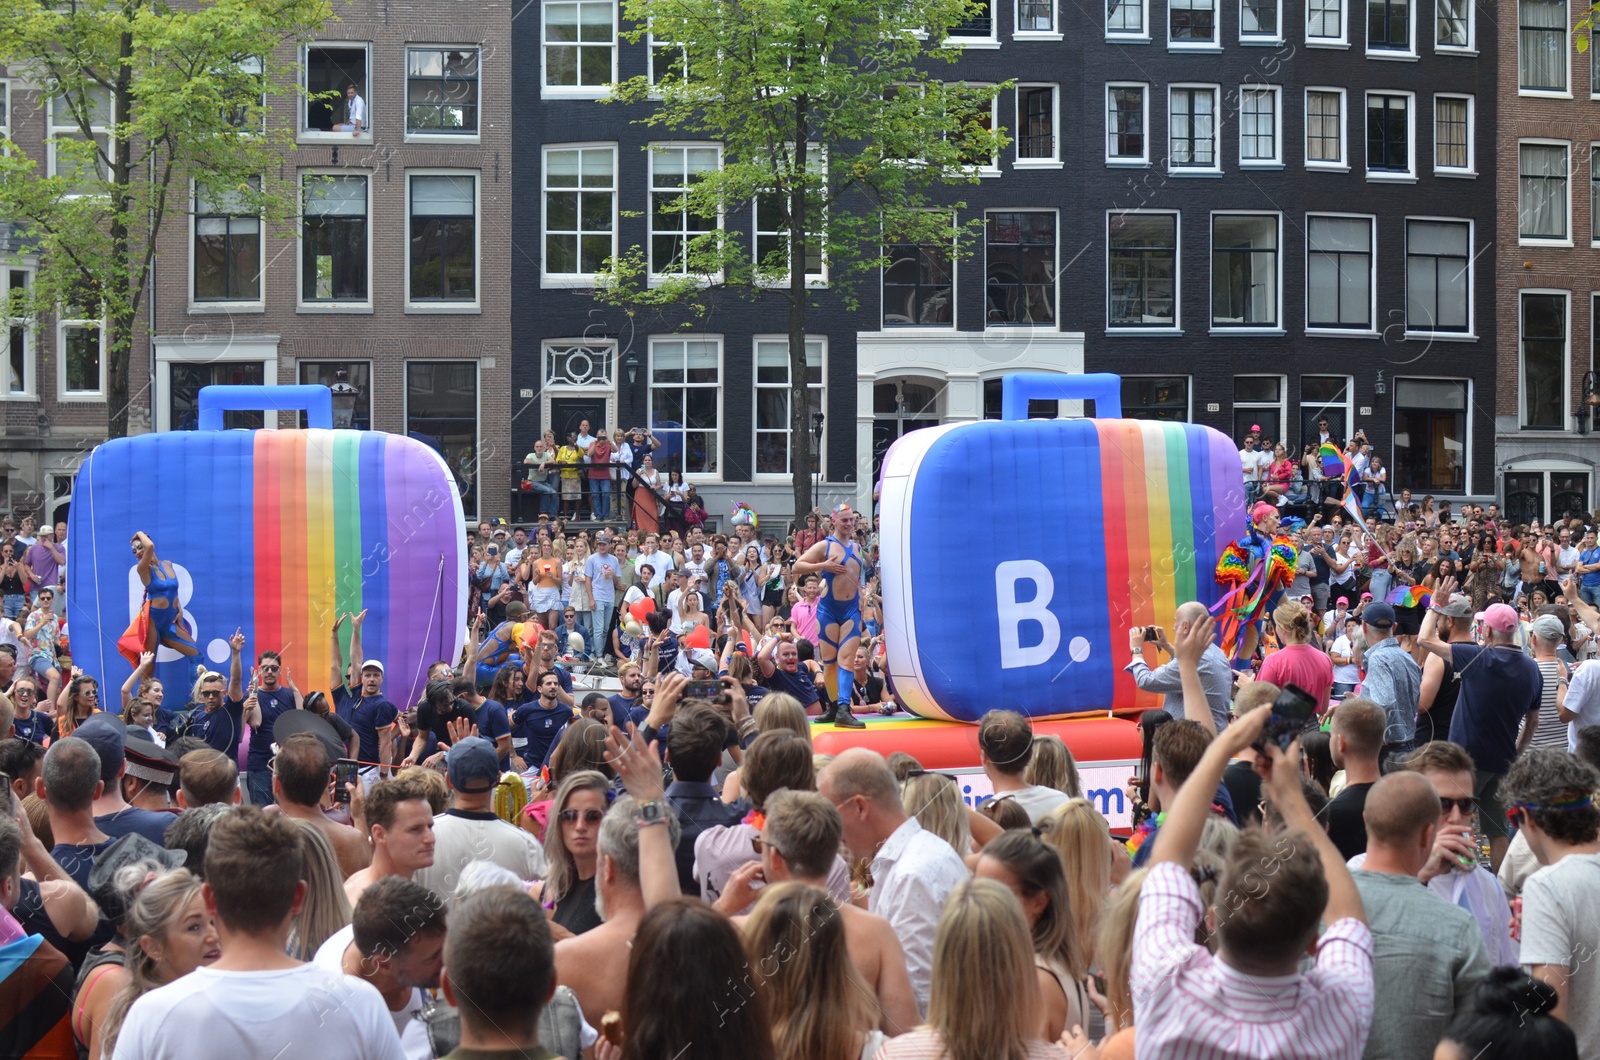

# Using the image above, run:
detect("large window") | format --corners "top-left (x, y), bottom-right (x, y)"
top-left (299, 361), bottom-right (372, 429)
top-left (1017, 0), bottom-right (1056, 32)
top-left (1519, 0), bottom-right (1567, 92)
top-left (1240, 86), bottom-right (1281, 165)
top-left (650, 338), bottom-right (721, 476)
top-left (1016, 85), bottom-right (1058, 163)
top-left (1242, 0), bottom-right (1281, 37)
top-left (544, 145), bottom-right (616, 280)
top-left (985, 212), bottom-right (1056, 326)
top-left (883, 216), bottom-right (954, 327)
top-left (1436, 0), bottom-right (1471, 47)
top-left (301, 45), bottom-right (369, 137)
top-left (1394, 379), bottom-right (1467, 492)
top-left (754, 338), bottom-right (824, 476)
top-left (48, 86), bottom-right (111, 195)
top-left (649, 145), bottom-right (720, 277)
top-left (1520, 293), bottom-right (1566, 430)
top-left (300, 174), bottom-right (369, 304)
top-left (1107, 84), bottom-right (1148, 163)
top-left (1122, 377), bottom-right (1190, 420)
top-left (1307, 214), bottom-right (1374, 330)
top-left (754, 192), bottom-right (825, 285)
top-left (1405, 219), bottom-right (1470, 333)
top-left (2, 268), bottom-right (30, 398)
top-left (1108, 212), bottom-right (1178, 328)
top-left (58, 320), bottom-right (104, 400)
top-left (406, 47), bottom-right (479, 136)
top-left (544, 0), bottom-right (616, 93)
top-left (1306, 88), bottom-right (1345, 167)
top-left (1300, 376), bottom-right (1351, 449)
top-left (1307, 0), bottom-right (1346, 41)
top-left (1170, 0), bottom-right (1217, 42)
top-left (950, 0), bottom-right (996, 39)
top-left (168, 360), bottom-right (264, 430)
top-left (1433, 95), bottom-right (1472, 173)
top-left (1169, 86), bottom-right (1218, 170)
top-left (1233, 375), bottom-right (1284, 442)
top-left (406, 361), bottom-right (479, 517)
top-left (194, 179), bottom-right (261, 303)
top-left (408, 173), bottom-right (477, 304)
top-left (1107, 0), bottom-right (1147, 34)
top-left (1367, 0), bottom-right (1411, 50)
top-left (1366, 92), bottom-right (1411, 175)
top-left (1212, 214), bottom-right (1279, 329)
top-left (1519, 142), bottom-right (1569, 241)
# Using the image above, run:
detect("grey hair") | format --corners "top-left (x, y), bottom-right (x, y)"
top-left (598, 795), bottom-right (681, 887)
top-left (454, 860), bottom-right (522, 901)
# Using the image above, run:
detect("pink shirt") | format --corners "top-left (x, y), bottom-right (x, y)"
top-left (1133, 862), bottom-right (1374, 1060)
top-left (1258, 643), bottom-right (1336, 711)
top-left (790, 597), bottom-right (819, 643)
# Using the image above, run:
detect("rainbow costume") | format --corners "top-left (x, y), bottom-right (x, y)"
top-left (1214, 505), bottom-right (1298, 662)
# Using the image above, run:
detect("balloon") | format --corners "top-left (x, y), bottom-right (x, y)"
top-left (681, 624), bottom-right (711, 649)
top-left (511, 622), bottom-right (525, 645)
top-left (628, 597), bottom-right (656, 623)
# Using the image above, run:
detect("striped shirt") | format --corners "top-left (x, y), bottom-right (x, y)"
top-left (1132, 861), bottom-right (1375, 1060)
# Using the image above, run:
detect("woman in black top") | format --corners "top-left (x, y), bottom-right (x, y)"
top-left (0, 543), bottom-right (25, 619)
top-left (532, 770), bottom-right (610, 936)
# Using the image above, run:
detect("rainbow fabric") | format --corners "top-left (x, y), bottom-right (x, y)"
top-left (1319, 443), bottom-right (1345, 478)
top-left (1386, 586), bottom-right (1433, 610)
top-left (1214, 525), bottom-right (1299, 659)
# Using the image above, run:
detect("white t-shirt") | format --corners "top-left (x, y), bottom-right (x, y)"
top-left (1565, 661), bottom-right (1600, 751)
top-left (412, 809), bottom-right (548, 900)
top-left (636, 550), bottom-right (674, 588)
top-left (1520, 852), bottom-right (1600, 1059)
top-left (1003, 784), bottom-right (1072, 824)
top-left (1239, 448), bottom-right (1271, 482)
top-left (1331, 635), bottom-right (1363, 685)
top-left (313, 927), bottom-right (431, 1060)
top-left (110, 963), bottom-right (405, 1060)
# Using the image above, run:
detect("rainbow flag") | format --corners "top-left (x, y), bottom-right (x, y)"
top-left (1386, 586), bottom-right (1432, 610)
top-left (1319, 442), bottom-right (1345, 478)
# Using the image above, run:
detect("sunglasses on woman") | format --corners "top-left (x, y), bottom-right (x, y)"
top-left (560, 808), bottom-right (606, 825)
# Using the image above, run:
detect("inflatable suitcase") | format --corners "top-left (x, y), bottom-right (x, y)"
top-left (67, 385), bottom-right (468, 715)
top-left (879, 373), bottom-right (1246, 722)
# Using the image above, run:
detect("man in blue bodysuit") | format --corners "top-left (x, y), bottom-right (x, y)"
top-left (792, 504), bottom-right (867, 729)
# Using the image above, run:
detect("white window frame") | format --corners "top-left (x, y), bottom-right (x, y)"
top-left (1106, 209), bottom-right (1181, 334)
top-left (542, 142), bottom-right (618, 288)
top-left (1432, 94), bottom-right (1475, 176)
top-left (1518, 138), bottom-right (1572, 247)
top-left (297, 169), bottom-right (374, 312)
top-left (1518, 0), bottom-right (1571, 97)
top-left (753, 336), bottom-right (827, 480)
top-left (190, 178), bottom-right (264, 313)
top-left (752, 144), bottom-right (828, 289)
top-left (542, 0), bottom-right (619, 99)
top-left (1240, 0), bottom-right (1284, 41)
top-left (404, 45), bottom-right (482, 144)
top-left (1304, 87), bottom-right (1349, 170)
top-left (1365, 0), bottom-right (1417, 57)
top-left (946, 0), bottom-right (999, 46)
top-left (0, 81), bottom-right (10, 143)
top-left (1014, 83), bottom-right (1062, 167)
top-left (647, 334), bottom-right (725, 483)
top-left (1233, 374), bottom-right (1289, 441)
top-left (984, 209), bottom-right (1060, 328)
top-left (1238, 84), bottom-right (1283, 167)
top-left (1390, 377), bottom-right (1473, 496)
top-left (1106, 83), bottom-right (1151, 166)
top-left (47, 85), bottom-right (112, 196)
top-left (56, 317), bottom-right (106, 401)
top-left (1364, 90), bottom-right (1417, 181)
top-left (881, 211), bottom-right (957, 330)
top-left (299, 42), bottom-right (373, 145)
top-left (1300, 375), bottom-right (1355, 447)
top-left (1105, 0), bottom-right (1150, 38)
top-left (1305, 212), bottom-right (1378, 335)
top-left (1306, 0), bottom-right (1349, 45)
top-left (1403, 216), bottom-right (1475, 339)
top-left (1, 265), bottom-right (34, 401)
top-left (1518, 289), bottom-right (1571, 432)
top-left (1015, 0), bottom-right (1062, 37)
top-left (1210, 211), bottom-right (1283, 333)
top-left (405, 169), bottom-right (482, 312)
top-left (646, 143), bottom-right (722, 283)
top-left (1168, 84), bottom-right (1221, 174)
top-left (1168, 0), bottom-right (1221, 48)
top-left (1435, 0), bottom-right (1475, 51)
top-left (647, 32), bottom-right (687, 90)
top-left (402, 359), bottom-right (482, 522)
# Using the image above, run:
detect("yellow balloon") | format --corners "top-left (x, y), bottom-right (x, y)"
top-left (511, 622), bottom-right (525, 645)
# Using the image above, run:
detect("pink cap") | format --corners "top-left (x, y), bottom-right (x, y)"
top-left (1482, 603), bottom-right (1520, 633)
top-left (1360, 592), bottom-right (1373, 601)
top-left (1250, 423), bottom-right (1262, 433)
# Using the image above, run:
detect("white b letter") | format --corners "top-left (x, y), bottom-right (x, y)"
top-left (995, 560), bottom-right (1059, 669)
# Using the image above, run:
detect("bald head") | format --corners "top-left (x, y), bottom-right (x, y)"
top-left (818, 748), bottom-right (900, 811)
top-left (1175, 601), bottom-right (1210, 630)
top-left (1364, 771), bottom-right (1440, 848)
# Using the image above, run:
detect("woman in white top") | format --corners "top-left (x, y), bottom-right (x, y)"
top-left (664, 468), bottom-right (689, 504)
top-left (636, 456), bottom-right (663, 510)
top-left (565, 538), bottom-right (593, 640)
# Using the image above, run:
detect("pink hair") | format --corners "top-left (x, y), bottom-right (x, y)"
top-left (1251, 502), bottom-right (1277, 524)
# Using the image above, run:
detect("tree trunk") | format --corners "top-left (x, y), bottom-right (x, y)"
top-left (107, 25), bottom-right (136, 439)
top-left (788, 106), bottom-right (812, 525)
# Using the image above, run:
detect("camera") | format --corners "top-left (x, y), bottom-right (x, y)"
top-left (1142, 626), bottom-right (1159, 643)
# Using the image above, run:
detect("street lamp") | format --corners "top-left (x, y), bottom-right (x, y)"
top-left (624, 353), bottom-right (639, 386)
top-left (811, 411), bottom-right (825, 514)
top-left (1577, 371), bottom-right (1600, 435)
top-left (329, 368), bottom-right (360, 429)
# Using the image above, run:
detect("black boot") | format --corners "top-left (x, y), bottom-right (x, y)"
top-left (832, 700), bottom-right (865, 729)
top-left (815, 702), bottom-right (837, 724)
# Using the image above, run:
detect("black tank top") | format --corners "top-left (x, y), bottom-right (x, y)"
top-left (1416, 656), bottom-right (1460, 745)
top-left (552, 873), bottom-right (603, 936)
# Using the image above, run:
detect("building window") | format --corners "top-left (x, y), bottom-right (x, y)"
top-left (1592, 146), bottom-right (1600, 242)
top-left (406, 47), bottom-right (479, 136)
top-left (1107, 0), bottom-right (1147, 35)
top-left (754, 338), bottom-right (824, 476)
top-left (1169, 87), bottom-right (1218, 170)
top-left (1305, 88), bottom-right (1345, 166)
top-left (649, 33), bottom-right (687, 86)
top-left (302, 45), bottom-right (369, 136)
top-left (1367, 0), bottom-right (1410, 50)
top-left (1016, 85), bottom-right (1058, 162)
top-left (1122, 377), bottom-right (1190, 420)
top-left (1405, 219), bottom-right (1470, 333)
top-left (985, 211), bottom-right (1056, 326)
top-left (408, 173), bottom-right (478, 304)
top-left (1519, 142), bottom-right (1569, 241)
top-left (650, 337), bottom-right (721, 476)
top-left (1108, 212), bottom-right (1178, 328)
top-left (1436, 0), bottom-right (1470, 47)
top-left (1366, 92), bottom-right (1411, 175)
top-left (48, 86), bottom-right (112, 195)
top-left (1307, 0), bottom-right (1346, 41)
top-left (544, 145), bottom-right (616, 279)
top-left (406, 361), bottom-right (479, 518)
top-left (1393, 379), bottom-right (1466, 492)
top-left (1107, 84), bottom-right (1148, 163)
top-left (1240, 86), bottom-right (1281, 165)
top-left (299, 361), bottom-right (372, 429)
top-left (950, 0), bottom-right (995, 39)
top-left (300, 174), bottom-right (369, 304)
top-left (754, 194), bottom-right (825, 285)
top-left (649, 145), bottom-right (720, 277)
top-left (1301, 376), bottom-right (1351, 448)
top-left (1017, 0), bottom-right (1056, 32)
top-left (1519, 0), bottom-right (1567, 92)
top-left (1234, 375), bottom-right (1284, 441)
top-left (0, 82), bottom-right (8, 142)
top-left (59, 320), bottom-right (104, 399)
top-left (2, 268), bottom-right (30, 398)
top-left (1170, 0), bottom-right (1217, 43)
top-left (193, 179), bottom-right (261, 303)
top-left (1307, 214), bottom-right (1373, 330)
top-left (1212, 214), bottom-right (1279, 329)
top-left (883, 215), bottom-right (954, 327)
top-left (1520, 293), bottom-right (1566, 430)
top-left (543, 0), bottom-right (616, 94)
top-left (1433, 95), bottom-right (1472, 173)
top-left (1242, 0), bottom-right (1281, 36)
top-left (167, 360), bottom-right (265, 430)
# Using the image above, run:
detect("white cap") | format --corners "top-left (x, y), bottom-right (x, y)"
top-left (360, 659), bottom-right (385, 674)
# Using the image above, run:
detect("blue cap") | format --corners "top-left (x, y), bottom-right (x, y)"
top-left (446, 736), bottom-right (500, 794)
top-left (72, 714), bottom-right (126, 786)
top-left (1363, 602), bottom-right (1396, 629)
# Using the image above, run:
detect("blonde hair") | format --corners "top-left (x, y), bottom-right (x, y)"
top-left (1095, 869), bottom-right (1148, 1033)
top-left (753, 694), bottom-right (811, 743)
top-left (99, 868), bottom-right (206, 1056)
top-left (927, 878), bottom-right (1041, 1060)
top-left (396, 765), bottom-right (450, 814)
top-left (543, 770), bottom-right (611, 904)
top-left (744, 882), bottom-right (874, 1060)
top-left (1041, 799), bottom-right (1111, 971)
top-left (1023, 735), bottom-right (1080, 797)
top-left (286, 819), bottom-right (353, 960)
top-left (1271, 599), bottom-right (1313, 644)
top-left (899, 773), bottom-right (970, 856)
top-left (1198, 816), bottom-right (1240, 862)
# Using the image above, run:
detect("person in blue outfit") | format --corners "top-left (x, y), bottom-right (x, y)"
top-left (331, 610), bottom-right (398, 788)
top-left (791, 504), bottom-right (867, 728)
top-left (242, 648), bottom-right (300, 806)
top-left (130, 531), bottom-right (198, 657)
top-left (471, 602), bottom-right (528, 689)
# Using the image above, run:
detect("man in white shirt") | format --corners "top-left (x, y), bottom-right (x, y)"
top-left (111, 808), bottom-right (404, 1060)
top-left (819, 748), bottom-right (970, 1016)
top-left (1238, 431), bottom-right (1271, 502)
top-left (332, 83), bottom-right (367, 133)
top-left (635, 534), bottom-right (674, 589)
top-left (413, 737), bottom-right (546, 900)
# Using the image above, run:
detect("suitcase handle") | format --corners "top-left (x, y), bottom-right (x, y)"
top-left (197, 385), bottom-right (334, 431)
top-left (1000, 373), bottom-right (1122, 421)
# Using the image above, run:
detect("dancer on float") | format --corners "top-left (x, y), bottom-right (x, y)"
top-left (791, 504), bottom-right (867, 728)
top-left (1214, 502), bottom-right (1298, 668)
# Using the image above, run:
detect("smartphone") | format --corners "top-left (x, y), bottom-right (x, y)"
top-left (684, 679), bottom-right (723, 701)
top-left (1255, 684), bottom-right (1317, 752)
top-left (1143, 626), bottom-right (1159, 643)
top-left (332, 759), bottom-right (358, 805)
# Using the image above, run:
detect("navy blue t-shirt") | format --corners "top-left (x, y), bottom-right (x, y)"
top-left (608, 693), bottom-right (641, 729)
top-left (51, 839), bottom-right (115, 888)
top-left (333, 686), bottom-right (399, 766)
top-left (98, 808), bottom-right (177, 847)
top-left (11, 712), bottom-right (48, 746)
top-left (516, 703), bottom-right (576, 766)
top-left (1448, 643), bottom-right (1544, 775)
top-left (189, 699), bottom-right (246, 757)
top-left (246, 688), bottom-right (298, 771)
top-left (764, 665), bottom-right (821, 707)
top-left (476, 698), bottom-right (513, 769)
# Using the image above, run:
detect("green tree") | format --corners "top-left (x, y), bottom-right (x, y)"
top-left (602, 0), bottom-right (1005, 516)
top-left (0, 0), bottom-right (331, 438)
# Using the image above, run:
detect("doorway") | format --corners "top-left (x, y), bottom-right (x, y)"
top-left (549, 397), bottom-right (609, 446)
top-left (1504, 467), bottom-right (1591, 525)
top-left (872, 379), bottom-right (943, 482)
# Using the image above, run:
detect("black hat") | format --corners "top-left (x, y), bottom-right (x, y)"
top-left (124, 734), bottom-right (179, 787)
top-left (272, 710), bottom-right (346, 763)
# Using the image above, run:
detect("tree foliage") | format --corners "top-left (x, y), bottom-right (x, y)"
top-left (601, 0), bottom-right (1006, 515)
top-left (0, 0), bottom-right (331, 437)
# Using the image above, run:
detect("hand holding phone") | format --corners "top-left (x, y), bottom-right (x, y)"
top-left (1254, 684), bottom-right (1317, 753)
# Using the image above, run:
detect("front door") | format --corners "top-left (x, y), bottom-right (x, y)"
top-left (549, 397), bottom-right (609, 447)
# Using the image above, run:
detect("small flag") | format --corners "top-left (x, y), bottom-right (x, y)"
top-left (1318, 443), bottom-right (1344, 478)
top-left (1386, 586), bottom-right (1433, 610)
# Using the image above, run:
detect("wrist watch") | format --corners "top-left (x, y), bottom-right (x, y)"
top-left (635, 797), bottom-right (669, 827)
